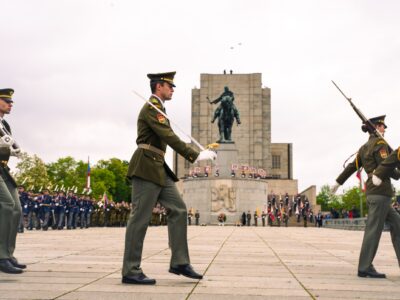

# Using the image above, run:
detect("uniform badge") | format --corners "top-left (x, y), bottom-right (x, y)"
top-left (379, 148), bottom-right (388, 159)
top-left (156, 113), bottom-right (166, 124)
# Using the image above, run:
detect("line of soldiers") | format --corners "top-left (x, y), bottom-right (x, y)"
top-left (18, 186), bottom-right (132, 231)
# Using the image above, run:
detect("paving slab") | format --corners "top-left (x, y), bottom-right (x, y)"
top-left (0, 227), bottom-right (400, 299)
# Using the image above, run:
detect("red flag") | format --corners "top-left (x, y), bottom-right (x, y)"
top-left (356, 169), bottom-right (361, 181)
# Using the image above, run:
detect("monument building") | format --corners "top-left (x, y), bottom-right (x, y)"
top-left (173, 73), bottom-right (316, 224)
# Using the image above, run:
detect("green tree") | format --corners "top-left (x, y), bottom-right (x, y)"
top-left (317, 184), bottom-right (341, 211)
top-left (341, 186), bottom-right (366, 217)
top-left (90, 168), bottom-right (116, 199)
top-left (46, 156), bottom-right (83, 191)
top-left (95, 158), bottom-right (130, 202)
top-left (13, 152), bottom-right (50, 191)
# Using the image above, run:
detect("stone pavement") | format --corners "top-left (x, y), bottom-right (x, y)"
top-left (1, 226), bottom-right (400, 300)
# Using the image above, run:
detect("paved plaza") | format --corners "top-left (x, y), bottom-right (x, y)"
top-left (1, 226), bottom-right (400, 299)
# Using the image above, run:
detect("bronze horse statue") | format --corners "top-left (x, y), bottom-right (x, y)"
top-left (211, 95), bottom-right (241, 143)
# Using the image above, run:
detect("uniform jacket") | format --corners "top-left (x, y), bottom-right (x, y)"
top-left (127, 96), bottom-right (199, 186)
top-left (336, 134), bottom-right (400, 197)
top-left (374, 147), bottom-right (400, 180)
top-left (0, 119), bottom-right (16, 187)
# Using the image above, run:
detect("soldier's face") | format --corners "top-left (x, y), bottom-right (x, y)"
top-left (376, 124), bottom-right (385, 135)
top-left (157, 83), bottom-right (174, 101)
top-left (0, 99), bottom-right (12, 115)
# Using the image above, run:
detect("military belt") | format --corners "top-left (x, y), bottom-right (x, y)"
top-left (138, 144), bottom-right (165, 157)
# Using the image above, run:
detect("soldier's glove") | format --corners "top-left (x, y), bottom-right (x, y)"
top-left (331, 182), bottom-right (340, 194)
top-left (372, 174), bottom-right (382, 186)
top-left (0, 135), bottom-right (13, 146)
top-left (195, 149), bottom-right (217, 163)
top-left (10, 147), bottom-right (21, 158)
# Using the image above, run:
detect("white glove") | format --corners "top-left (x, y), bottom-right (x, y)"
top-left (195, 149), bottom-right (217, 163)
top-left (331, 182), bottom-right (340, 194)
top-left (0, 135), bottom-right (13, 146)
top-left (10, 147), bottom-right (21, 158)
top-left (372, 174), bottom-right (382, 186)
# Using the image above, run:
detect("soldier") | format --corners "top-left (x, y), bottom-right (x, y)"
top-left (122, 72), bottom-right (216, 285)
top-left (332, 115), bottom-right (400, 278)
top-left (253, 211), bottom-right (258, 226)
top-left (195, 210), bottom-right (200, 226)
top-left (78, 195), bottom-right (86, 229)
top-left (27, 192), bottom-right (41, 230)
top-left (261, 210), bottom-right (266, 227)
top-left (0, 88), bottom-right (26, 273)
top-left (246, 210), bottom-right (251, 226)
top-left (66, 191), bottom-right (77, 229)
top-left (57, 191), bottom-right (67, 229)
top-left (39, 189), bottom-right (52, 230)
top-left (85, 195), bottom-right (93, 228)
top-left (18, 185), bottom-right (28, 233)
top-left (187, 209), bottom-right (193, 226)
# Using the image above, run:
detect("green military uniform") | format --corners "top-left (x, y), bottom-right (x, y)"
top-left (374, 147), bottom-right (400, 179)
top-left (0, 89), bottom-right (22, 264)
top-left (122, 72), bottom-right (199, 277)
top-left (336, 116), bottom-right (400, 274)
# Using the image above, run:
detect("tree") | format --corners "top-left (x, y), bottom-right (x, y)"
top-left (46, 156), bottom-right (83, 191)
top-left (95, 158), bottom-right (131, 202)
top-left (13, 152), bottom-right (50, 191)
top-left (341, 186), bottom-right (366, 217)
top-left (317, 184), bottom-right (341, 211)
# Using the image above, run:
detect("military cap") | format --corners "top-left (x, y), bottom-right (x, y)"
top-left (368, 115), bottom-right (387, 128)
top-left (0, 88), bottom-right (14, 103)
top-left (147, 72), bottom-right (176, 87)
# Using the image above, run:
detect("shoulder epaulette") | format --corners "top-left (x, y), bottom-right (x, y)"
top-left (376, 140), bottom-right (386, 145)
top-left (148, 98), bottom-right (162, 110)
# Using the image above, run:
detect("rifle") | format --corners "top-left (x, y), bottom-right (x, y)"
top-left (331, 80), bottom-right (392, 152)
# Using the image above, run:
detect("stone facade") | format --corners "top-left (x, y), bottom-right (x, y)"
top-left (174, 73), bottom-right (292, 180)
top-left (171, 72), bottom-right (316, 224)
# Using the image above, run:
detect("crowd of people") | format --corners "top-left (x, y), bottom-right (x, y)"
top-left (18, 186), bottom-right (132, 232)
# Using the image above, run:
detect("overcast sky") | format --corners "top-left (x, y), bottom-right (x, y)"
top-left (1, 0), bottom-right (400, 193)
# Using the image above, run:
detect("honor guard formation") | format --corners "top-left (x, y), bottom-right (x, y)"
top-left (17, 186), bottom-right (132, 231)
top-left (2, 73), bottom-right (400, 287)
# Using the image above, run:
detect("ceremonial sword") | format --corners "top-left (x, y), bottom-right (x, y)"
top-left (132, 90), bottom-right (218, 151)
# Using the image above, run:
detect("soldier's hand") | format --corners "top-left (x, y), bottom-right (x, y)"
top-left (372, 174), bottom-right (382, 186)
top-left (10, 147), bottom-right (21, 158)
top-left (331, 182), bottom-right (340, 194)
top-left (195, 149), bottom-right (217, 163)
top-left (0, 135), bottom-right (13, 146)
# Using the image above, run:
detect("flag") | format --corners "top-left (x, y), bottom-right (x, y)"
top-left (86, 157), bottom-right (91, 190)
top-left (356, 169), bottom-right (361, 181)
top-left (356, 169), bottom-right (366, 192)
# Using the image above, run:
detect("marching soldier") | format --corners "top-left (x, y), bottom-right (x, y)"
top-left (57, 191), bottom-right (67, 229)
top-left (332, 115), bottom-right (400, 278)
top-left (0, 88), bottom-right (26, 274)
top-left (122, 72), bottom-right (216, 285)
top-left (40, 189), bottom-right (52, 230)
top-left (85, 195), bottom-right (93, 228)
